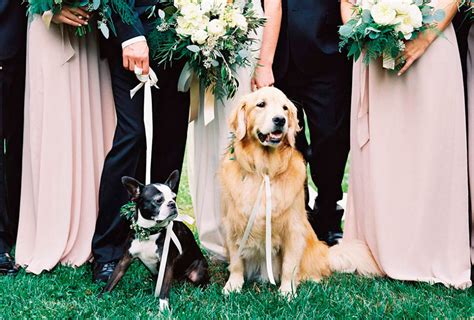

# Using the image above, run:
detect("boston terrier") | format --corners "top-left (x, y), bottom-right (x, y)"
top-left (100, 170), bottom-right (210, 311)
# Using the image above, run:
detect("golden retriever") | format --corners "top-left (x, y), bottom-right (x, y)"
top-left (219, 87), bottom-right (382, 296)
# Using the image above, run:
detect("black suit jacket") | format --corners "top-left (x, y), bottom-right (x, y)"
top-left (110, 0), bottom-right (160, 44)
top-left (0, 0), bottom-right (27, 60)
top-left (274, 0), bottom-right (343, 80)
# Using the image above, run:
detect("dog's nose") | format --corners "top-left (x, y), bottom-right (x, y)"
top-left (272, 116), bottom-right (286, 127)
top-left (167, 202), bottom-right (176, 210)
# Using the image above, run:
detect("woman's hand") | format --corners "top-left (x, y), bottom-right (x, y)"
top-left (397, 33), bottom-right (434, 76)
top-left (52, 6), bottom-right (90, 27)
top-left (252, 64), bottom-right (275, 91)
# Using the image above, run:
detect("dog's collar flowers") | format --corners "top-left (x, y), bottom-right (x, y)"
top-left (120, 202), bottom-right (176, 241)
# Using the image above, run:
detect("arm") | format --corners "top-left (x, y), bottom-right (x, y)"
top-left (341, 0), bottom-right (355, 24)
top-left (251, 0), bottom-right (282, 90)
top-left (111, 1), bottom-right (149, 74)
top-left (398, 0), bottom-right (460, 75)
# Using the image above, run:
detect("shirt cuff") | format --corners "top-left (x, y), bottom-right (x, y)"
top-left (122, 36), bottom-right (147, 49)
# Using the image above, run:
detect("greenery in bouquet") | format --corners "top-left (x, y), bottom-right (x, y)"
top-left (459, 0), bottom-right (473, 24)
top-left (28, 0), bottom-right (137, 38)
top-left (148, 0), bottom-right (266, 100)
top-left (339, 0), bottom-right (445, 70)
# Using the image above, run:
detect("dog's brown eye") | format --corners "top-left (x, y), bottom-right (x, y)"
top-left (256, 101), bottom-right (265, 108)
top-left (283, 105), bottom-right (288, 111)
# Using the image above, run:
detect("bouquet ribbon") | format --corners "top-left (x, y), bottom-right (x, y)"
top-left (130, 69), bottom-right (194, 299)
top-left (357, 63), bottom-right (370, 149)
top-left (178, 62), bottom-right (216, 126)
top-left (237, 175), bottom-right (276, 285)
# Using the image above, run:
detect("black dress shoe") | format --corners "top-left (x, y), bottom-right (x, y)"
top-left (93, 261), bottom-right (117, 283)
top-left (0, 253), bottom-right (19, 276)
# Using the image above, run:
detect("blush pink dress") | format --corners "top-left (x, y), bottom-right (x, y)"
top-left (467, 23), bottom-right (473, 275)
top-left (15, 17), bottom-right (115, 274)
top-left (344, 23), bottom-right (472, 289)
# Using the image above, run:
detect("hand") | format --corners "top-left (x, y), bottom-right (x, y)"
top-left (52, 6), bottom-right (90, 27)
top-left (397, 34), bottom-right (433, 76)
top-left (251, 64), bottom-right (275, 91)
top-left (122, 41), bottom-right (150, 75)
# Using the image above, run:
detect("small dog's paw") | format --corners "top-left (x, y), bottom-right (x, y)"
top-left (279, 283), bottom-right (297, 301)
top-left (223, 275), bottom-right (244, 295)
top-left (159, 299), bottom-right (170, 312)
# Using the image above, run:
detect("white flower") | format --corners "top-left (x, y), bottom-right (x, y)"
top-left (370, 2), bottom-right (397, 25)
top-left (393, 3), bottom-right (423, 39)
top-left (191, 29), bottom-right (209, 44)
top-left (200, 0), bottom-right (226, 14)
top-left (233, 13), bottom-right (248, 31)
top-left (207, 19), bottom-right (226, 37)
top-left (174, 0), bottom-right (194, 9)
top-left (176, 4), bottom-right (210, 36)
top-left (357, 0), bottom-right (376, 10)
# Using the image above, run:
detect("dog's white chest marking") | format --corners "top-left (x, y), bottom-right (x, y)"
top-left (129, 234), bottom-right (160, 274)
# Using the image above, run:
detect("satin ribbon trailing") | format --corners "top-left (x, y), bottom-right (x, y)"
top-left (129, 69), bottom-right (194, 298)
top-left (237, 175), bottom-right (276, 285)
top-left (42, 11), bottom-right (75, 65)
top-left (178, 62), bottom-right (216, 126)
top-left (155, 213), bottom-right (195, 298)
top-left (357, 63), bottom-right (370, 149)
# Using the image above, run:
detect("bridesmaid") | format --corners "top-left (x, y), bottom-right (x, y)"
top-left (188, 0), bottom-right (280, 260)
top-left (341, 0), bottom-right (471, 288)
top-left (15, 7), bottom-right (115, 273)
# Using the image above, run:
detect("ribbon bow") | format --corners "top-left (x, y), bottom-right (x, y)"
top-left (237, 175), bottom-right (276, 285)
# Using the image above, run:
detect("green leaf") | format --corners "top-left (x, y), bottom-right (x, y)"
top-left (186, 45), bottom-right (201, 53)
top-left (433, 9), bottom-right (446, 22)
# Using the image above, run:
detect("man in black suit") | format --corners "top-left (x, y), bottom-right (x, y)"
top-left (274, 0), bottom-right (352, 246)
top-left (92, 1), bottom-right (190, 281)
top-left (0, 0), bottom-right (27, 275)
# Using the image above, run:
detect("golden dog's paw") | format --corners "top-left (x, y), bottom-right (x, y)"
top-left (223, 275), bottom-right (244, 295)
top-left (278, 283), bottom-right (297, 301)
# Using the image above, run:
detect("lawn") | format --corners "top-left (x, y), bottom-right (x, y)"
top-left (0, 160), bottom-right (472, 319)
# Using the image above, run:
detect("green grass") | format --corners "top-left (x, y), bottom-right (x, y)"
top-left (0, 160), bottom-right (472, 319)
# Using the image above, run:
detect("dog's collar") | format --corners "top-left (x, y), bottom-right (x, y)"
top-left (120, 202), bottom-right (176, 241)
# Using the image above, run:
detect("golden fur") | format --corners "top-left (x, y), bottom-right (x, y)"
top-left (219, 87), bottom-right (382, 296)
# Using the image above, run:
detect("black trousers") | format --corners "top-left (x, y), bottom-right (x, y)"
top-left (0, 54), bottom-right (25, 253)
top-left (275, 55), bottom-right (352, 233)
top-left (92, 54), bottom-right (190, 263)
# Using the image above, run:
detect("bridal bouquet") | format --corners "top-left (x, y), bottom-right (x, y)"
top-left (339, 0), bottom-right (445, 70)
top-left (28, 0), bottom-right (136, 38)
top-left (148, 0), bottom-right (266, 100)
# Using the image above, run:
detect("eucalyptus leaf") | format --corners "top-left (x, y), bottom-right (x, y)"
top-left (92, 0), bottom-right (101, 11)
top-left (211, 60), bottom-right (219, 67)
top-left (98, 21), bottom-right (110, 39)
top-left (433, 9), bottom-right (446, 22)
top-left (238, 49), bottom-right (249, 58)
top-left (362, 9), bottom-right (372, 23)
top-left (158, 9), bottom-right (165, 19)
top-left (186, 45), bottom-right (201, 53)
top-left (339, 24), bottom-right (354, 37)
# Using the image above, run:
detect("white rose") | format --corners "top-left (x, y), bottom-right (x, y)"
top-left (233, 13), bottom-right (248, 31)
top-left (406, 4), bottom-right (423, 28)
top-left (191, 29), bottom-right (209, 44)
top-left (207, 19), bottom-right (226, 37)
top-left (174, 0), bottom-right (194, 9)
top-left (201, 0), bottom-right (226, 14)
top-left (370, 2), bottom-right (397, 25)
top-left (357, 0), bottom-right (376, 10)
top-left (394, 21), bottom-right (414, 39)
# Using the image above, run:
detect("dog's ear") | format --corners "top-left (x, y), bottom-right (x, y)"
top-left (229, 98), bottom-right (247, 141)
top-left (164, 170), bottom-right (180, 191)
top-left (286, 99), bottom-right (300, 148)
top-left (122, 176), bottom-right (144, 200)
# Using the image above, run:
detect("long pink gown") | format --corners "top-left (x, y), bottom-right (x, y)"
top-left (344, 23), bottom-right (472, 289)
top-left (467, 23), bottom-right (474, 277)
top-left (15, 17), bottom-right (115, 274)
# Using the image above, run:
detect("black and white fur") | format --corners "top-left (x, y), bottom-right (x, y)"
top-left (100, 171), bottom-right (210, 311)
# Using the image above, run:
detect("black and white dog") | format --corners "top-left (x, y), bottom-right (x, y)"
top-left (100, 170), bottom-right (209, 310)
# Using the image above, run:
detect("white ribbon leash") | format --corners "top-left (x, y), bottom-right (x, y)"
top-left (129, 68), bottom-right (194, 297)
top-left (237, 175), bottom-right (276, 285)
top-left (130, 67), bottom-right (159, 185)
